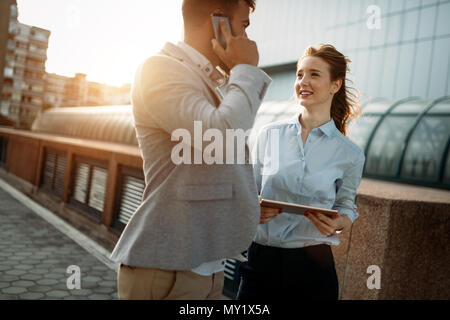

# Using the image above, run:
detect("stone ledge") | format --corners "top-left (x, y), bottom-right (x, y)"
top-left (358, 178), bottom-right (450, 204)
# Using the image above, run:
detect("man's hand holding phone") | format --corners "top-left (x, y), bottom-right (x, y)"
top-left (211, 20), bottom-right (259, 69)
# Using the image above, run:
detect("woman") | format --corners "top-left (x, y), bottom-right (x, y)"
top-left (237, 44), bottom-right (365, 300)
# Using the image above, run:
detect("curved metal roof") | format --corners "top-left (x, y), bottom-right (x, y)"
top-left (31, 105), bottom-right (138, 145)
top-left (31, 96), bottom-right (450, 190)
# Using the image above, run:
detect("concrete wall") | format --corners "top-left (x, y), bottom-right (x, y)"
top-left (333, 179), bottom-right (450, 299)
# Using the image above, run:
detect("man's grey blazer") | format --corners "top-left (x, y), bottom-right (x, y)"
top-left (110, 42), bottom-right (272, 270)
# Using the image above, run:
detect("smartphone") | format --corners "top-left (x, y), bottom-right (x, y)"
top-left (211, 13), bottom-right (232, 49)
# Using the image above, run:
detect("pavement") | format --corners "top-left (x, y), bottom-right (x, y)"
top-left (0, 180), bottom-right (118, 300)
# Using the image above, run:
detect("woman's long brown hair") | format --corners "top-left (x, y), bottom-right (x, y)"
top-left (297, 44), bottom-right (362, 136)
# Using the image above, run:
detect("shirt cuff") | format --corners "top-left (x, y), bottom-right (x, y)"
top-left (335, 207), bottom-right (359, 224)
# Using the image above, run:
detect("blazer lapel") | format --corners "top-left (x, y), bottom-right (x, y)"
top-left (159, 42), bottom-right (222, 107)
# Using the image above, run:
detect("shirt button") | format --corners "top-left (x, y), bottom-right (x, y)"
top-left (221, 261), bottom-right (225, 265)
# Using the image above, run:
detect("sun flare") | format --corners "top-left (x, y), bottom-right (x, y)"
top-left (16, 0), bottom-right (184, 87)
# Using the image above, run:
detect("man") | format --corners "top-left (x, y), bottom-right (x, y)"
top-left (110, 0), bottom-right (271, 300)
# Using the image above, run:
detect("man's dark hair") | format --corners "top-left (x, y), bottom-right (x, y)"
top-left (182, 0), bottom-right (256, 28)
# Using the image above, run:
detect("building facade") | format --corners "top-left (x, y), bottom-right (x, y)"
top-left (43, 72), bottom-right (66, 109)
top-left (248, 0), bottom-right (450, 102)
top-left (62, 72), bottom-right (88, 108)
top-left (44, 73), bottom-right (131, 109)
top-left (0, 3), bottom-right (131, 128)
top-left (0, 2), bottom-right (50, 129)
top-left (0, 0), bottom-right (17, 98)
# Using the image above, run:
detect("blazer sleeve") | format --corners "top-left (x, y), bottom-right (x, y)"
top-left (132, 56), bottom-right (272, 137)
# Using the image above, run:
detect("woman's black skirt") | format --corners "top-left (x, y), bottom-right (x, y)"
top-left (236, 241), bottom-right (339, 300)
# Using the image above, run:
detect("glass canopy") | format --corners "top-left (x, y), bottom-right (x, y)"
top-left (31, 105), bottom-right (137, 146)
top-left (252, 96), bottom-right (450, 190)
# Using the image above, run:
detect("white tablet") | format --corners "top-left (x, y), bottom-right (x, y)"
top-left (259, 198), bottom-right (338, 218)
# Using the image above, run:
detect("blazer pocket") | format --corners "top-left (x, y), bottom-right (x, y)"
top-left (176, 183), bottom-right (233, 201)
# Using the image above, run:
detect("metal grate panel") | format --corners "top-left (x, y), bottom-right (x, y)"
top-left (88, 166), bottom-right (108, 212)
top-left (73, 163), bottom-right (90, 204)
top-left (41, 149), bottom-right (66, 198)
top-left (118, 175), bottom-right (144, 225)
top-left (42, 151), bottom-right (56, 190)
top-left (0, 137), bottom-right (8, 167)
top-left (53, 153), bottom-right (66, 197)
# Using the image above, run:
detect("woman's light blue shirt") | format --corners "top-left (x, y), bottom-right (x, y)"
top-left (252, 113), bottom-right (365, 248)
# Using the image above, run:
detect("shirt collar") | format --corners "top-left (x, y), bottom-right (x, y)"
top-left (295, 112), bottom-right (338, 137)
top-left (319, 119), bottom-right (338, 137)
top-left (177, 41), bottom-right (227, 87)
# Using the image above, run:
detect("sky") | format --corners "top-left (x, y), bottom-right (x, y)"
top-left (16, 0), bottom-right (185, 87)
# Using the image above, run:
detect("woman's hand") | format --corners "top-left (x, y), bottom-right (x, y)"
top-left (260, 207), bottom-right (282, 224)
top-left (304, 211), bottom-right (352, 236)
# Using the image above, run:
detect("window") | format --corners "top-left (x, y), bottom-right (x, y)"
top-left (33, 31), bottom-right (48, 42)
top-left (365, 116), bottom-right (417, 177)
top-left (112, 166), bottom-right (144, 232)
top-left (1, 102), bottom-right (10, 116)
top-left (0, 137), bottom-right (8, 168)
top-left (31, 97), bottom-right (42, 105)
top-left (16, 41), bottom-right (27, 49)
top-left (31, 85), bottom-right (43, 92)
top-left (3, 67), bottom-right (13, 78)
top-left (443, 153), bottom-right (450, 185)
top-left (20, 26), bottom-right (30, 37)
top-left (70, 157), bottom-right (108, 222)
top-left (15, 67), bottom-right (24, 77)
top-left (400, 116), bottom-right (450, 182)
top-left (12, 92), bottom-right (21, 102)
top-left (40, 149), bottom-right (66, 198)
top-left (347, 115), bottom-right (381, 151)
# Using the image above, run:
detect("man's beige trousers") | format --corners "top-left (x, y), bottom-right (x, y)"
top-left (117, 264), bottom-right (225, 300)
